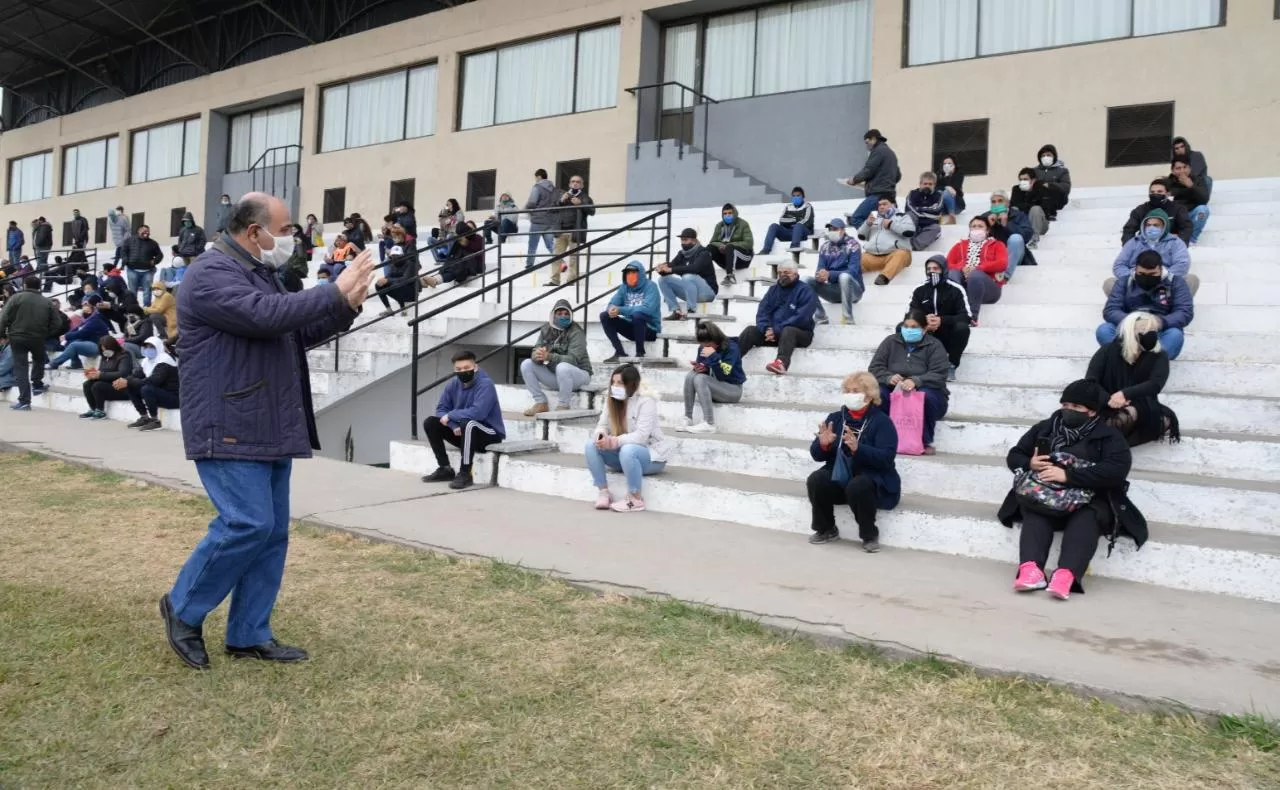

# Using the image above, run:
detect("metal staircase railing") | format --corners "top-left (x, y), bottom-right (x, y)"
top-left (249, 144), bottom-right (302, 200)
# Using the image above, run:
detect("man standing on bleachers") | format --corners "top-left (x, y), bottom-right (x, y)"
top-left (31, 216), bottom-right (53, 274)
top-left (107, 205), bottom-right (131, 266)
top-left (840, 129), bottom-right (901, 229)
top-left (69, 209), bottom-right (89, 251)
top-left (548, 174), bottom-right (594, 286)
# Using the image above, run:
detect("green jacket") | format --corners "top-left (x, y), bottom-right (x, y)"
top-left (710, 219), bottom-right (753, 254)
top-left (0, 290), bottom-right (60, 345)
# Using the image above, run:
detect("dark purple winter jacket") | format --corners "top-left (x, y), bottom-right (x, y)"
top-left (176, 237), bottom-right (356, 461)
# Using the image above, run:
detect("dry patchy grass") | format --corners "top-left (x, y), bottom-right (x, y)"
top-left (0, 452), bottom-right (1277, 789)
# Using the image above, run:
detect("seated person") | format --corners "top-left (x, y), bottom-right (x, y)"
top-left (999, 379), bottom-right (1145, 601)
top-left (315, 266), bottom-right (333, 286)
top-left (679, 320), bottom-right (744, 435)
top-left (158, 255), bottom-right (189, 291)
top-left (1108, 209), bottom-right (1196, 295)
top-left (856, 197), bottom-right (915, 285)
top-left (656, 228), bottom-right (717, 320)
top-left (737, 260), bottom-right (816, 376)
top-left (1167, 155), bottom-right (1211, 245)
top-left (944, 216), bottom-right (1008, 326)
top-left (431, 208), bottom-right (457, 263)
top-left (584, 363), bottom-right (670, 513)
top-left (482, 192), bottom-right (520, 244)
top-left (803, 218), bottom-right (863, 325)
top-left (709, 203), bottom-right (754, 286)
top-left (0, 338), bottom-right (14, 391)
top-left (1172, 136), bottom-right (1211, 201)
top-left (144, 281), bottom-right (178, 341)
top-left (935, 154), bottom-right (965, 223)
top-left (869, 310), bottom-right (950, 454)
top-left (520, 299), bottom-right (592, 415)
top-left (904, 171), bottom-right (944, 250)
top-left (78, 336), bottom-right (134, 419)
top-left (376, 245), bottom-right (421, 316)
top-left (45, 298), bottom-right (70, 352)
top-left (425, 221), bottom-right (487, 288)
top-left (806, 371), bottom-right (900, 551)
top-left (758, 187), bottom-right (815, 254)
top-left (377, 214), bottom-right (397, 262)
top-left (47, 303), bottom-right (111, 369)
top-left (324, 233), bottom-right (358, 279)
top-left (983, 189), bottom-right (1035, 275)
top-left (1033, 144), bottom-right (1071, 218)
top-left (909, 256), bottom-right (972, 381)
top-left (123, 336), bottom-right (180, 431)
top-left (420, 350), bottom-right (506, 490)
top-left (1122, 179), bottom-right (1192, 246)
top-left (1009, 167), bottom-right (1053, 245)
top-left (1098, 251), bottom-right (1194, 361)
top-left (1087, 311), bottom-right (1180, 448)
top-left (601, 261), bottom-right (660, 362)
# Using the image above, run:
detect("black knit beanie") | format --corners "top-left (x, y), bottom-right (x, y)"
top-left (1060, 379), bottom-right (1106, 411)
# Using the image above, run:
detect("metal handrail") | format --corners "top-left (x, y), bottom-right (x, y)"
top-left (1, 249), bottom-right (101, 300)
top-left (625, 81), bottom-right (719, 173)
top-left (249, 144), bottom-right (302, 200)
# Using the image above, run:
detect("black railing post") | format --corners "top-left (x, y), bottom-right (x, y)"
top-left (677, 86), bottom-right (685, 161)
top-left (702, 98), bottom-right (710, 173)
top-left (333, 333), bottom-right (340, 372)
top-left (505, 277), bottom-right (514, 381)
top-left (410, 318), bottom-right (420, 440)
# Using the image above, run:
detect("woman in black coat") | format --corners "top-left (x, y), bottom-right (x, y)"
top-left (79, 336), bottom-right (135, 420)
top-left (1086, 310), bottom-right (1180, 447)
top-left (998, 379), bottom-right (1147, 600)
top-left (935, 153), bottom-right (965, 221)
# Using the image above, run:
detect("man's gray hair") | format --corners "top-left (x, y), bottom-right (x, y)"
top-left (991, 188), bottom-right (1008, 199)
top-left (920, 171), bottom-right (936, 181)
top-left (227, 196), bottom-right (272, 234)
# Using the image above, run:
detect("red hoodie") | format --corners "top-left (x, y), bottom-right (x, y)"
top-left (945, 238), bottom-right (1008, 285)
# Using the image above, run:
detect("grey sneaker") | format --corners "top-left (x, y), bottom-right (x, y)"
top-left (947, 365), bottom-right (957, 382)
top-left (808, 531), bottom-right (839, 545)
top-left (862, 540), bottom-right (881, 554)
top-left (814, 313), bottom-right (829, 325)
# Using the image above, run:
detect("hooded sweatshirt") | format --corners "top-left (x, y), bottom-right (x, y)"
top-left (145, 284), bottom-right (179, 339)
top-left (534, 298), bottom-right (591, 374)
top-left (710, 208), bottom-right (754, 253)
top-left (1112, 208), bottom-right (1190, 279)
top-left (1122, 197), bottom-right (1192, 245)
top-left (857, 208), bottom-right (915, 255)
top-left (525, 178), bottom-right (560, 231)
top-left (909, 256), bottom-right (972, 322)
top-left (851, 137), bottom-right (901, 197)
top-left (608, 262), bottom-right (662, 334)
top-left (1171, 136), bottom-right (1211, 200)
top-left (435, 368), bottom-right (505, 438)
top-left (64, 310), bottom-right (112, 344)
top-left (1033, 145), bottom-right (1072, 195)
top-left (176, 213), bottom-right (207, 257)
top-left (695, 338), bottom-right (746, 385)
top-left (132, 336), bottom-right (180, 395)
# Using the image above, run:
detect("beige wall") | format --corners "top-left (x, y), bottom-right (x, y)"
top-left (869, 0), bottom-right (1280, 192)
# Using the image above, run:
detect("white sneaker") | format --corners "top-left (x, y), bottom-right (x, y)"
top-left (676, 417), bottom-right (694, 432)
top-left (685, 422), bottom-right (717, 434)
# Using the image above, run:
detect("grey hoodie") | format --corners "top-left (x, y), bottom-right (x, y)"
top-left (533, 298), bottom-right (591, 374)
top-left (525, 178), bottom-right (559, 231)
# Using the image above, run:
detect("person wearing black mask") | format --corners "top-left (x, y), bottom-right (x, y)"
top-left (656, 228), bottom-right (717, 320)
top-left (999, 379), bottom-right (1145, 601)
top-left (1121, 179), bottom-right (1191, 246)
top-left (420, 350), bottom-right (506, 490)
top-left (548, 175), bottom-right (594, 286)
top-left (1098, 250), bottom-right (1194, 360)
top-left (1087, 310), bottom-right (1179, 448)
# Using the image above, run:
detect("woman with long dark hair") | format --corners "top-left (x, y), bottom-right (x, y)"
top-left (679, 320), bottom-right (744, 434)
top-left (583, 364), bottom-right (670, 513)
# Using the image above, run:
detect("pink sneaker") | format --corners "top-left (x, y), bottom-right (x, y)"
top-left (610, 495), bottom-right (646, 513)
top-left (1013, 561), bottom-right (1047, 592)
top-left (1048, 569), bottom-right (1074, 600)
top-left (594, 490), bottom-right (612, 510)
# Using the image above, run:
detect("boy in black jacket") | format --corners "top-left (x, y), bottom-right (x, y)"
top-left (759, 187), bottom-right (815, 254)
top-left (908, 256), bottom-right (971, 381)
top-left (1121, 179), bottom-right (1192, 246)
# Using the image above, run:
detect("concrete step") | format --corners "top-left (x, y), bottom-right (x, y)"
top-left (0, 385), bottom-right (181, 430)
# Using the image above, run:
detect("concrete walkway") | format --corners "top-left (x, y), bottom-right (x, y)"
top-left (3, 407), bottom-right (1278, 716)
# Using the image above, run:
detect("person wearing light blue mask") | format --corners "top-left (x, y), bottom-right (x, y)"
top-left (710, 203), bottom-right (754, 286)
top-left (868, 310), bottom-right (951, 455)
top-left (759, 187), bottom-right (814, 255)
top-left (521, 299), bottom-right (592, 414)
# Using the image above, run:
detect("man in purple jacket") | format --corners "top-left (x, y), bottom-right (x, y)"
top-left (160, 192), bottom-right (376, 670)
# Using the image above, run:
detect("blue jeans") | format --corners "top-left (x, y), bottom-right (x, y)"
top-left (1096, 322), bottom-right (1184, 360)
top-left (760, 223), bottom-right (810, 254)
top-left (1005, 233), bottom-right (1025, 279)
top-left (849, 194), bottom-right (891, 229)
top-left (942, 191), bottom-right (957, 216)
top-left (48, 339), bottom-right (99, 369)
top-left (878, 385), bottom-right (949, 447)
top-left (169, 459), bottom-right (293, 647)
top-left (584, 441), bottom-right (665, 493)
top-left (126, 268), bottom-right (154, 307)
top-left (1189, 205), bottom-right (1210, 243)
top-left (7, 246), bottom-right (20, 266)
top-left (804, 272), bottom-right (864, 321)
top-left (658, 273), bottom-right (715, 313)
top-left (525, 231), bottom-right (555, 268)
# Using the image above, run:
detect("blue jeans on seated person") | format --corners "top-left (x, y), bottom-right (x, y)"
top-left (1189, 205), bottom-right (1210, 243)
top-left (600, 311), bottom-right (657, 357)
top-left (584, 441), bottom-right (665, 494)
top-left (878, 384), bottom-right (949, 448)
top-left (804, 272), bottom-right (863, 322)
top-left (169, 458), bottom-right (292, 648)
top-left (849, 193), bottom-right (893, 229)
top-left (760, 223), bottom-right (810, 254)
top-left (658, 273), bottom-right (715, 314)
top-left (525, 231), bottom-right (555, 268)
top-left (1005, 233), bottom-right (1025, 279)
top-left (48, 339), bottom-right (99, 369)
top-left (942, 191), bottom-right (957, 216)
top-left (1096, 322), bottom-right (1184, 360)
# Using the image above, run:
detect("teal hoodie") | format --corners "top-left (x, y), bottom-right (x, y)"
top-left (607, 261), bottom-right (662, 334)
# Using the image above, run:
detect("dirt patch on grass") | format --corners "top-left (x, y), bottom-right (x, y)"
top-left (1, 452), bottom-right (1276, 789)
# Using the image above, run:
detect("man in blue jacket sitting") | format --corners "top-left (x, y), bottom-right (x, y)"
top-left (421, 350), bottom-right (507, 490)
top-left (1097, 250), bottom-right (1194, 360)
top-left (737, 259), bottom-right (817, 375)
top-left (601, 260), bottom-right (661, 362)
top-left (803, 218), bottom-right (863, 325)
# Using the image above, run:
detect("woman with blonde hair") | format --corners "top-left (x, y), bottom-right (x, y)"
top-left (584, 364), bottom-right (671, 513)
top-left (1086, 310), bottom-right (1179, 447)
top-left (806, 371), bottom-right (901, 551)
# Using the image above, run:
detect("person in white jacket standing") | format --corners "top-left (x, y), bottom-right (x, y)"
top-left (584, 364), bottom-right (671, 512)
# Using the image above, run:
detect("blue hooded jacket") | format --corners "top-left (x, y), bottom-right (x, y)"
top-left (756, 277), bottom-right (817, 334)
top-left (435, 368), bottom-right (506, 438)
top-left (1112, 208), bottom-right (1190, 279)
top-left (810, 406), bottom-right (901, 510)
top-left (1103, 271), bottom-right (1194, 330)
top-left (695, 338), bottom-right (746, 385)
top-left (608, 261), bottom-right (661, 334)
top-left (6, 227), bottom-right (23, 250)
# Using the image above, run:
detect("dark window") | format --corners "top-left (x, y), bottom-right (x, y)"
top-left (169, 207), bottom-right (187, 237)
top-left (931, 119), bottom-right (989, 177)
top-left (323, 188), bottom-right (346, 224)
top-left (555, 159), bottom-right (591, 191)
top-left (389, 178), bottom-right (415, 212)
top-left (466, 169), bottom-right (497, 212)
top-left (1106, 102), bottom-right (1174, 168)
top-left (61, 221), bottom-right (73, 247)
top-left (131, 212), bottom-right (146, 232)
top-left (94, 217), bottom-right (108, 244)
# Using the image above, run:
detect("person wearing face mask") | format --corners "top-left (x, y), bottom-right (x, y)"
top-left (935, 154), bottom-right (964, 223)
top-left (1121, 179), bottom-right (1191, 246)
top-left (904, 172), bottom-right (945, 250)
top-left (656, 228), bottom-right (717, 320)
top-left (908, 256), bottom-right (972, 381)
top-left (710, 203), bottom-right (754, 286)
top-left (144, 281), bottom-right (178, 341)
top-left (483, 192), bottom-right (519, 245)
top-left (122, 336), bottom-right (180, 431)
top-left (944, 216), bottom-right (1007, 325)
top-left (159, 251), bottom-right (190, 291)
top-left (1032, 144), bottom-right (1071, 219)
top-left (421, 350), bottom-right (505, 490)
top-left (679, 320), bottom-right (744, 434)
top-left (758, 187), bottom-right (815, 255)
top-left (1009, 168), bottom-right (1052, 246)
top-left (107, 205), bottom-right (132, 266)
top-left (856, 197), bottom-right (914, 286)
top-left (601, 261), bottom-right (661, 362)
top-left (1000, 379), bottom-right (1145, 601)
top-left (521, 299), bottom-right (592, 415)
top-left (869, 310), bottom-right (950, 454)
top-left (803, 218), bottom-right (863, 325)
top-left (737, 259), bottom-right (816, 376)
top-left (1099, 250), bottom-right (1194, 360)
top-left (160, 193), bottom-right (376, 670)
top-left (117, 224), bottom-right (164, 308)
top-left (176, 212), bottom-right (207, 265)
top-left (216, 194), bottom-right (234, 235)
top-left (839, 129), bottom-right (901, 229)
top-left (548, 176), bottom-right (594, 286)
top-left (1087, 311), bottom-right (1180, 448)
top-left (76, 335), bottom-right (135, 419)
top-left (47, 302), bottom-right (112, 370)
top-left (806, 371), bottom-right (900, 550)
top-left (1108, 209), bottom-right (1195, 296)
top-left (584, 364), bottom-right (670, 513)
top-left (375, 244), bottom-right (421, 317)
top-left (982, 189), bottom-right (1035, 276)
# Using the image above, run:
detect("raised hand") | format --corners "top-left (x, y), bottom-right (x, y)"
top-left (335, 249), bottom-right (378, 308)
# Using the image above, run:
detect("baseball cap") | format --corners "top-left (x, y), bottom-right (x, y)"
top-left (679, 227), bottom-right (698, 239)
top-left (825, 217), bottom-right (847, 229)
top-left (389, 245), bottom-right (404, 257)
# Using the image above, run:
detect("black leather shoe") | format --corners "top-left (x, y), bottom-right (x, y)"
top-left (159, 594), bottom-right (210, 670)
top-left (225, 639), bottom-right (310, 663)
top-left (448, 471), bottom-right (475, 490)
top-left (421, 466), bottom-right (455, 483)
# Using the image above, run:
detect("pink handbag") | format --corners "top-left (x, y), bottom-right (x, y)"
top-left (890, 389), bottom-right (925, 455)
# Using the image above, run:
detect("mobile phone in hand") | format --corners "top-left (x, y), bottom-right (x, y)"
top-left (1034, 438), bottom-right (1050, 456)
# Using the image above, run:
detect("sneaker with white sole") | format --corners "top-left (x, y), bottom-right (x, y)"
top-left (1047, 568), bottom-right (1074, 600)
top-left (594, 490), bottom-right (612, 510)
top-left (1013, 561), bottom-right (1047, 592)
top-left (609, 495), bottom-right (646, 513)
top-left (685, 422), bottom-right (717, 434)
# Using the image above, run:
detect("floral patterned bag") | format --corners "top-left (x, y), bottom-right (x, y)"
top-left (1014, 452), bottom-right (1096, 515)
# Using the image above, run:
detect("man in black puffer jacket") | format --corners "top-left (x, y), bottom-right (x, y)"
top-left (908, 255), bottom-right (971, 380)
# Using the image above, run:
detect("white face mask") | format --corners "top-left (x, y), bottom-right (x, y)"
top-left (101, 350), bottom-right (115, 358)
top-left (843, 392), bottom-right (866, 411)
top-left (257, 232), bottom-right (295, 267)
top-left (1040, 155), bottom-right (1054, 167)
top-left (1018, 180), bottom-right (1032, 191)
top-left (609, 385), bottom-right (627, 401)
top-left (825, 230), bottom-right (843, 243)
top-left (942, 163), bottom-right (955, 175)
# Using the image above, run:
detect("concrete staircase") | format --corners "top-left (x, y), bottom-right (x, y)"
top-left (626, 139), bottom-right (786, 208)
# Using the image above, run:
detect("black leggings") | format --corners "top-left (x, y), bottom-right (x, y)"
top-left (932, 318), bottom-right (971, 368)
top-left (83, 380), bottom-right (139, 413)
top-left (1019, 508), bottom-right (1101, 586)
top-left (806, 467), bottom-right (879, 541)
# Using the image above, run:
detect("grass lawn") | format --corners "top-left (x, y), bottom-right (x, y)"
top-left (1, 451), bottom-right (1277, 789)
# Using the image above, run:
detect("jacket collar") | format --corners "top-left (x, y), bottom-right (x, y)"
top-left (216, 235), bottom-right (264, 271)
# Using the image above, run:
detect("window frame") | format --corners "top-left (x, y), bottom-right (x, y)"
top-left (465, 169), bottom-right (498, 213)
top-left (227, 103), bottom-right (303, 172)
top-left (322, 188), bottom-right (347, 224)
top-left (1105, 101), bottom-right (1176, 169)
top-left (7, 150), bottom-right (54, 204)
top-left (129, 117), bottom-right (201, 184)
top-left (61, 135), bottom-right (119, 196)
top-left (931, 119), bottom-right (990, 177)
top-left (318, 61), bottom-right (438, 154)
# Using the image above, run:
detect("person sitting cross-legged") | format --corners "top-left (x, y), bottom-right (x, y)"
top-left (656, 228), bottom-right (718, 320)
top-left (78, 335), bottom-right (134, 419)
top-left (521, 299), bottom-right (592, 415)
top-left (585, 364), bottom-right (671, 513)
top-left (1098, 250), bottom-right (1194, 361)
top-left (806, 371), bottom-right (900, 552)
top-left (737, 259), bottom-right (816, 376)
top-left (759, 187), bottom-right (815, 254)
top-left (601, 261), bottom-right (661, 362)
top-left (904, 171), bottom-right (944, 250)
top-left (856, 197), bottom-right (914, 286)
top-left (909, 255), bottom-right (972, 382)
top-left (421, 350), bottom-right (506, 490)
top-left (1107, 208), bottom-right (1197, 296)
top-left (709, 203), bottom-right (754, 286)
top-left (944, 216), bottom-right (1008, 326)
top-left (803, 218), bottom-right (863, 325)
top-left (124, 336), bottom-right (180, 431)
top-left (869, 310), bottom-right (950, 455)
top-left (1087, 310), bottom-right (1180, 448)
top-left (679, 320), bottom-right (744, 435)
